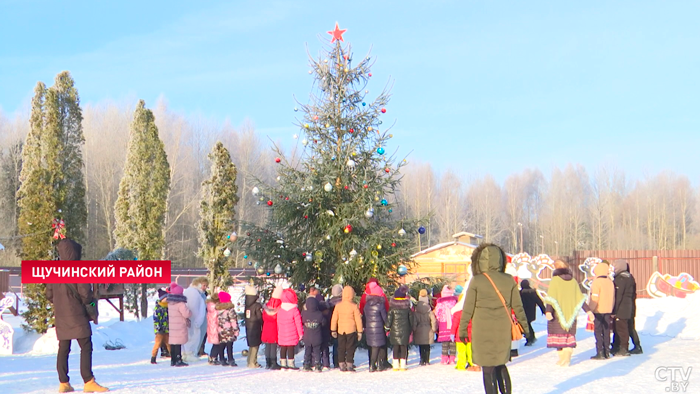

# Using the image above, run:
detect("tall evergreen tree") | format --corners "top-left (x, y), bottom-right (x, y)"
top-left (17, 72), bottom-right (87, 333)
top-left (198, 142), bottom-right (239, 289)
top-left (241, 25), bottom-right (421, 292)
top-left (114, 100), bottom-right (170, 318)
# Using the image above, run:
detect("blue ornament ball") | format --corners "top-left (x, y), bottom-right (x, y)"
top-left (377, 147), bottom-right (385, 155)
top-left (244, 255), bottom-right (248, 259)
top-left (362, 102), bottom-right (366, 106)
top-left (418, 226), bottom-right (426, 234)
top-left (248, 261), bottom-right (252, 266)
top-left (266, 272), bottom-right (271, 276)
top-left (299, 284), bottom-right (306, 292)
top-left (397, 265), bottom-right (408, 276)
top-left (381, 199), bottom-right (388, 206)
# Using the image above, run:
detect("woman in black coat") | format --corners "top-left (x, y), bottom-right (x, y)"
top-left (611, 260), bottom-right (638, 356)
top-left (244, 286), bottom-right (263, 367)
top-left (364, 292), bottom-right (388, 372)
top-left (387, 286), bottom-right (414, 371)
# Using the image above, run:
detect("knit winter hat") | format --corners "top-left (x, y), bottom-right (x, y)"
top-left (245, 285), bottom-right (257, 296)
top-left (419, 295), bottom-right (430, 304)
top-left (219, 291), bottom-right (232, 303)
top-left (419, 289), bottom-right (428, 298)
top-left (369, 282), bottom-right (385, 297)
top-left (613, 259), bottom-right (629, 275)
top-left (441, 285), bottom-right (454, 298)
top-left (454, 285), bottom-right (464, 296)
top-left (331, 284), bottom-right (343, 297)
top-left (169, 282), bottom-right (184, 295)
top-left (394, 285), bottom-right (408, 299)
top-left (271, 286), bottom-right (284, 299)
top-left (158, 288), bottom-right (168, 300)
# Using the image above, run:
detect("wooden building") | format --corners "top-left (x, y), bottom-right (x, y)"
top-left (408, 232), bottom-right (483, 282)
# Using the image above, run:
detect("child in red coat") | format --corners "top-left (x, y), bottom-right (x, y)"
top-left (262, 286), bottom-right (283, 370)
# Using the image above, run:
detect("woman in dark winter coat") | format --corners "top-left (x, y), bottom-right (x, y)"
top-left (413, 289), bottom-right (438, 366)
top-left (459, 244), bottom-right (530, 394)
top-left (363, 284), bottom-right (388, 372)
top-left (544, 260), bottom-right (593, 367)
top-left (46, 239), bottom-right (108, 393)
top-left (387, 285), bottom-right (414, 371)
top-left (302, 297), bottom-right (325, 371)
top-left (519, 279), bottom-right (546, 346)
top-left (245, 285), bottom-right (263, 368)
top-left (611, 259), bottom-right (637, 356)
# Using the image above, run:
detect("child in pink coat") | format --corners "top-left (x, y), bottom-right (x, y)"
top-left (206, 293), bottom-right (222, 365)
top-left (277, 288), bottom-right (303, 370)
top-left (167, 282), bottom-right (192, 367)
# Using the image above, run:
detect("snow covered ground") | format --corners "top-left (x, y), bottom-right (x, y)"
top-left (1, 294), bottom-right (699, 394)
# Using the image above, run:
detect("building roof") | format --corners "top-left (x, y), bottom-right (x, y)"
top-left (411, 240), bottom-right (480, 258)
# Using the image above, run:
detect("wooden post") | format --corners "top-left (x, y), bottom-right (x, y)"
top-left (653, 256), bottom-right (660, 273)
top-left (119, 295), bottom-right (124, 322)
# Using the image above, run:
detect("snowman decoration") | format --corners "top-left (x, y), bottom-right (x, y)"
top-left (0, 295), bottom-right (15, 355)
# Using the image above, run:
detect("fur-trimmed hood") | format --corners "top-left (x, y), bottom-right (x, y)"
top-left (470, 243), bottom-right (507, 276)
top-left (215, 301), bottom-right (235, 310)
top-left (167, 294), bottom-right (187, 304)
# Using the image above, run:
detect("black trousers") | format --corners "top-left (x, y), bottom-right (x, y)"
top-left (630, 317), bottom-right (641, 348)
top-left (594, 313), bottom-right (612, 353)
top-left (265, 343), bottom-right (278, 359)
top-left (170, 344), bottom-right (183, 365)
top-left (330, 338), bottom-right (339, 367)
top-left (483, 365), bottom-right (511, 394)
top-left (223, 342), bottom-right (233, 361)
top-left (210, 343), bottom-right (223, 359)
top-left (337, 333), bottom-right (357, 365)
top-left (527, 321), bottom-right (536, 341)
top-left (280, 345), bottom-right (296, 360)
top-left (419, 345), bottom-right (431, 363)
top-left (612, 318), bottom-right (631, 352)
top-left (303, 343), bottom-right (322, 366)
top-left (320, 341), bottom-right (330, 367)
top-left (57, 337), bottom-right (94, 384)
top-left (393, 344), bottom-right (408, 360)
top-left (198, 334), bottom-right (207, 355)
top-left (369, 346), bottom-right (386, 368)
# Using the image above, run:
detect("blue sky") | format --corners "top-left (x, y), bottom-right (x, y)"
top-left (1, 0), bottom-right (699, 184)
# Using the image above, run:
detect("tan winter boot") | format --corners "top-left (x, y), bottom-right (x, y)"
top-left (83, 378), bottom-right (109, 393)
top-left (392, 359), bottom-right (400, 371)
top-left (555, 350), bottom-right (565, 366)
top-left (399, 359), bottom-right (407, 371)
top-left (58, 382), bottom-right (74, 393)
top-left (561, 348), bottom-right (573, 367)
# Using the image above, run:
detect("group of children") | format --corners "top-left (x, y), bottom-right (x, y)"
top-left (149, 278), bottom-right (485, 372)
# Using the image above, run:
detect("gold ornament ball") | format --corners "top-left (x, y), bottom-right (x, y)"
top-left (377, 244), bottom-right (382, 250)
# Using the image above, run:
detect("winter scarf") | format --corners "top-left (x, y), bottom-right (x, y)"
top-left (543, 268), bottom-right (587, 331)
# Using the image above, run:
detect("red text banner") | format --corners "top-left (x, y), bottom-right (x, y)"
top-left (21, 260), bottom-right (171, 284)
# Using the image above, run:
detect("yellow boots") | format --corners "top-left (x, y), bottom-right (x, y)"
top-left (83, 378), bottom-right (109, 392)
top-left (58, 382), bottom-right (74, 393)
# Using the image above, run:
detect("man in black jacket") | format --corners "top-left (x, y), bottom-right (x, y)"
top-left (46, 239), bottom-right (108, 393)
top-left (611, 259), bottom-right (637, 357)
top-left (519, 280), bottom-right (545, 346)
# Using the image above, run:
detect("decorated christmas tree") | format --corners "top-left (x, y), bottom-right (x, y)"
top-left (242, 24), bottom-right (422, 292)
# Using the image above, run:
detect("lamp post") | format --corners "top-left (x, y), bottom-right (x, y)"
top-left (517, 223), bottom-right (523, 253)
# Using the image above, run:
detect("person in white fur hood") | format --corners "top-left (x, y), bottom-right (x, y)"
top-left (183, 277), bottom-right (209, 361)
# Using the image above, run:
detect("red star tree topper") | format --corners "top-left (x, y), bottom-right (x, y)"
top-left (327, 22), bottom-right (347, 43)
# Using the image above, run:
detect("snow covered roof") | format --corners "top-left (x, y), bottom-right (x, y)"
top-left (411, 241), bottom-right (479, 258)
